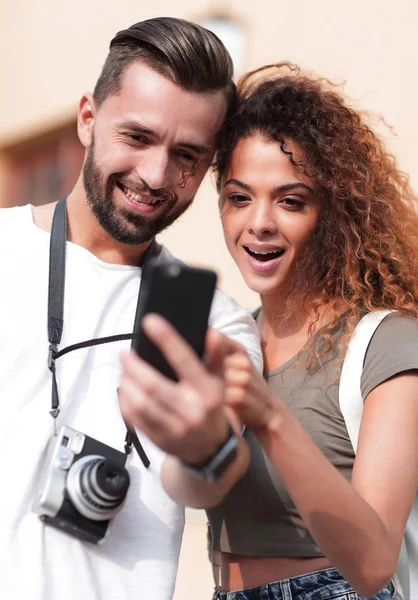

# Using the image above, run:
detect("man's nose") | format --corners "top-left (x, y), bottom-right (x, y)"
top-left (137, 148), bottom-right (172, 191)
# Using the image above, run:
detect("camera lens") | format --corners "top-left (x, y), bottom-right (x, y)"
top-left (66, 455), bottom-right (130, 521)
top-left (95, 460), bottom-right (130, 497)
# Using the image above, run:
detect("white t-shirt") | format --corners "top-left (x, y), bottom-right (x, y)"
top-left (0, 205), bottom-right (262, 600)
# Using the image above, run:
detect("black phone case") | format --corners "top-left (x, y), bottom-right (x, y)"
top-left (132, 259), bottom-right (217, 380)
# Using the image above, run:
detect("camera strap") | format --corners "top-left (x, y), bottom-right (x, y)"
top-left (47, 195), bottom-right (156, 468)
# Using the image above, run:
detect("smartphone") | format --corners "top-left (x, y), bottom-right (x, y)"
top-left (131, 258), bottom-right (217, 381)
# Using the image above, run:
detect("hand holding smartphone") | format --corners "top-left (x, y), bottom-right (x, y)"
top-left (131, 259), bottom-right (217, 380)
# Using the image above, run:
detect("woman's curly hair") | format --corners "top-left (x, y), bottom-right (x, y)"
top-left (214, 63), bottom-right (418, 367)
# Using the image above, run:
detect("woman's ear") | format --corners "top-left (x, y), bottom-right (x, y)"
top-left (77, 93), bottom-right (95, 149)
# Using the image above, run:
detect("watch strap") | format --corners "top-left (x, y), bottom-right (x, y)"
top-left (180, 424), bottom-right (238, 484)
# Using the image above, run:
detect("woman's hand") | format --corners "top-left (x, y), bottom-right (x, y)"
top-left (215, 335), bottom-right (282, 432)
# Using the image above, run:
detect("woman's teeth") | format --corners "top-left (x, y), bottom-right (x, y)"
top-left (245, 247), bottom-right (284, 262)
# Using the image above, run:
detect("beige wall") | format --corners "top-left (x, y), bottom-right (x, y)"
top-left (1, 0), bottom-right (418, 307)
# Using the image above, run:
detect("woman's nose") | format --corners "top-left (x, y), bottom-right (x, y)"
top-left (247, 202), bottom-right (277, 236)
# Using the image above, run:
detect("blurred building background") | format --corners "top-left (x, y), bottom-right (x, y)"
top-left (1, 0), bottom-right (417, 597)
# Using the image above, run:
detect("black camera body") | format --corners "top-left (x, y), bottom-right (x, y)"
top-left (34, 425), bottom-right (130, 544)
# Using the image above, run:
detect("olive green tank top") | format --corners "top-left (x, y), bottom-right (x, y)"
top-left (207, 313), bottom-right (418, 557)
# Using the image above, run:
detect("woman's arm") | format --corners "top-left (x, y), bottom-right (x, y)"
top-left (223, 342), bottom-right (418, 597)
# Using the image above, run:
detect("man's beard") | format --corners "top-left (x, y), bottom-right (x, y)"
top-left (83, 143), bottom-right (194, 245)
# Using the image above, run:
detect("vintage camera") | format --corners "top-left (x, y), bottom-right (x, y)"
top-left (34, 425), bottom-right (130, 544)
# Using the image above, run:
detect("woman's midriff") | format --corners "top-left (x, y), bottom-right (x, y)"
top-left (220, 553), bottom-right (333, 592)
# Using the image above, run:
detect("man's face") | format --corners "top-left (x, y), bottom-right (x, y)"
top-left (80, 62), bottom-right (227, 244)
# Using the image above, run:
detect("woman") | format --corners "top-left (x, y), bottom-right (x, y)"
top-left (119, 64), bottom-right (418, 599)
top-left (204, 63), bottom-right (418, 600)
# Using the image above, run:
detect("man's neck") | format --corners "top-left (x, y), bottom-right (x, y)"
top-left (32, 185), bottom-right (153, 267)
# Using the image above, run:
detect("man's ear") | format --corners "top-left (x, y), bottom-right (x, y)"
top-left (77, 93), bottom-right (96, 148)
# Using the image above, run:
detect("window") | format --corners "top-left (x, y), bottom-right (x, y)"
top-left (2, 122), bottom-right (84, 207)
top-left (197, 14), bottom-right (247, 77)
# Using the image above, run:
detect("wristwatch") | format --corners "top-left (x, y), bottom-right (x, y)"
top-left (180, 424), bottom-right (239, 484)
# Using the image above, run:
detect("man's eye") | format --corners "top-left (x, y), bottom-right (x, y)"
top-left (177, 151), bottom-right (197, 163)
top-left (127, 134), bottom-right (148, 144)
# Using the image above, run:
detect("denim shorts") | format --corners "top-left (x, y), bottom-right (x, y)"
top-left (212, 567), bottom-right (395, 600)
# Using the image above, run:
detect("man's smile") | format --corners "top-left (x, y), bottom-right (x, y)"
top-left (118, 182), bottom-right (168, 206)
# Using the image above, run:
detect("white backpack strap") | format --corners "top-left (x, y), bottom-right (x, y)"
top-left (339, 310), bottom-right (391, 452)
top-left (339, 309), bottom-right (411, 600)
top-left (405, 504), bottom-right (418, 599)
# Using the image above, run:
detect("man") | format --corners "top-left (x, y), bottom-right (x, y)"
top-left (0, 17), bottom-right (261, 600)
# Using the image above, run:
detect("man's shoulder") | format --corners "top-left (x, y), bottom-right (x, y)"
top-left (0, 204), bottom-right (32, 229)
top-left (210, 288), bottom-right (263, 372)
top-left (157, 245), bottom-right (184, 266)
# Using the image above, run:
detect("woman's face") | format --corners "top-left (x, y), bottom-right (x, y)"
top-left (219, 133), bottom-right (321, 298)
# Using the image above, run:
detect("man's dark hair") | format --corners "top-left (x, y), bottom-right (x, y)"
top-left (93, 17), bottom-right (236, 115)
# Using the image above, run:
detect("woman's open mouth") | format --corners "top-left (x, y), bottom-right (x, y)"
top-left (243, 245), bottom-right (285, 273)
top-left (244, 247), bottom-right (285, 262)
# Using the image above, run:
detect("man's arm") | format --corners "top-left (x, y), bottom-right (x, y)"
top-left (161, 410), bottom-right (249, 508)
top-left (119, 314), bottom-right (250, 507)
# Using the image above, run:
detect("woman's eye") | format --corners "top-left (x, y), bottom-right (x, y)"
top-left (229, 194), bottom-right (250, 204)
top-left (281, 197), bottom-right (305, 210)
